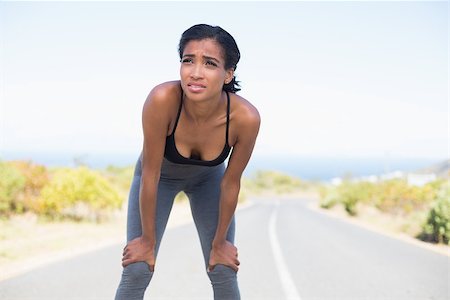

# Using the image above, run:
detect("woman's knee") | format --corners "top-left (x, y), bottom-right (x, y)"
top-left (207, 264), bottom-right (237, 284)
top-left (120, 262), bottom-right (153, 287)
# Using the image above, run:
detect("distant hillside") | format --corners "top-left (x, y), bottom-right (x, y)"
top-left (416, 159), bottom-right (449, 178)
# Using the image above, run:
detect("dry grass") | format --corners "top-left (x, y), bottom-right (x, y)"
top-left (0, 212), bottom-right (126, 281)
top-left (0, 200), bottom-right (196, 281)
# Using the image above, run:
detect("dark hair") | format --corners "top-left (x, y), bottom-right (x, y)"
top-left (178, 24), bottom-right (241, 93)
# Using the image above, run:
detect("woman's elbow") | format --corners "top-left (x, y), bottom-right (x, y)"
top-left (220, 178), bottom-right (241, 195)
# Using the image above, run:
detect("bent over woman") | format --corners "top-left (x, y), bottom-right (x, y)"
top-left (114, 24), bottom-right (260, 300)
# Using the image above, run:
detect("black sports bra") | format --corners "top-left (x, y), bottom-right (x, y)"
top-left (164, 91), bottom-right (232, 166)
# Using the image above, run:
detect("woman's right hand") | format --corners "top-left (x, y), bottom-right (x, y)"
top-left (122, 236), bottom-right (156, 271)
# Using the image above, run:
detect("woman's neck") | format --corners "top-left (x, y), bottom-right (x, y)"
top-left (183, 92), bottom-right (224, 124)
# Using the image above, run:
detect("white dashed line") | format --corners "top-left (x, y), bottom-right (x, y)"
top-left (269, 200), bottom-right (302, 300)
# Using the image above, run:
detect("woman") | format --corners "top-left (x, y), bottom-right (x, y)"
top-left (115, 24), bottom-right (260, 300)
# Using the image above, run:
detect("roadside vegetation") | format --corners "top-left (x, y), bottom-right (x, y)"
top-left (0, 161), bottom-right (314, 223)
top-left (319, 176), bottom-right (450, 245)
top-left (0, 160), bottom-right (127, 222)
top-left (242, 170), bottom-right (319, 197)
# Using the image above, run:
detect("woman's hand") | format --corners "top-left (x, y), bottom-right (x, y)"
top-left (122, 236), bottom-right (156, 271)
top-left (208, 240), bottom-right (240, 272)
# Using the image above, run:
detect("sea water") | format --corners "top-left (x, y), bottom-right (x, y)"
top-left (1, 151), bottom-right (442, 182)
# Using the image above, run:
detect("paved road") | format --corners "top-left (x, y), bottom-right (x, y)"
top-left (1, 197), bottom-right (448, 300)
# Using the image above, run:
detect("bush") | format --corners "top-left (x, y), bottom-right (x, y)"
top-left (321, 178), bottom-right (440, 217)
top-left (420, 183), bottom-right (450, 244)
top-left (9, 160), bottom-right (50, 214)
top-left (38, 167), bottom-right (122, 221)
top-left (319, 181), bottom-right (375, 215)
top-left (319, 185), bottom-right (340, 209)
top-left (374, 179), bottom-right (435, 214)
top-left (0, 161), bottom-right (26, 215)
top-left (175, 191), bottom-right (188, 203)
top-left (245, 170), bottom-right (303, 194)
top-left (338, 181), bottom-right (374, 216)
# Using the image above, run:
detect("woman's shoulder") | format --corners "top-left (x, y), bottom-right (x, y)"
top-left (230, 93), bottom-right (260, 126)
top-left (147, 80), bottom-right (181, 103)
top-left (143, 81), bottom-right (181, 112)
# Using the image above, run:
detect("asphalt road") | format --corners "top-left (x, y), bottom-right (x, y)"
top-left (0, 197), bottom-right (448, 300)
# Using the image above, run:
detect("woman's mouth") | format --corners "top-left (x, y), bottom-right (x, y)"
top-left (187, 83), bottom-right (206, 93)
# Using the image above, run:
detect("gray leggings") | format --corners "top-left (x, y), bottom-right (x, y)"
top-left (114, 156), bottom-right (240, 300)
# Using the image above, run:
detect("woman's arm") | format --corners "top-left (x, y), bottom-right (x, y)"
top-left (122, 85), bottom-right (172, 269)
top-left (209, 103), bottom-right (261, 271)
top-left (139, 88), bottom-right (169, 242)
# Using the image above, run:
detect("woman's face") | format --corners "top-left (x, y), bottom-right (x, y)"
top-left (180, 38), bottom-right (233, 100)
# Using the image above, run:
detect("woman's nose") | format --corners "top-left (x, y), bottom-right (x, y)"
top-left (191, 64), bottom-right (203, 79)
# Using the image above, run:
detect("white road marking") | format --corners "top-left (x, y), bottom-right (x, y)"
top-left (269, 200), bottom-right (302, 300)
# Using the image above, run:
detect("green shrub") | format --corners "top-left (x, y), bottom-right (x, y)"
top-left (38, 167), bottom-right (122, 221)
top-left (420, 183), bottom-right (450, 244)
top-left (245, 170), bottom-right (303, 194)
top-left (0, 161), bottom-right (26, 215)
top-left (321, 178), bottom-right (440, 217)
top-left (10, 160), bottom-right (49, 214)
top-left (175, 191), bottom-right (188, 203)
top-left (319, 185), bottom-right (340, 209)
top-left (338, 181), bottom-right (374, 216)
top-left (319, 181), bottom-right (375, 216)
top-left (372, 179), bottom-right (436, 214)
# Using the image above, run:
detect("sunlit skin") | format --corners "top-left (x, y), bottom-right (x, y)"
top-left (121, 38), bottom-right (260, 274)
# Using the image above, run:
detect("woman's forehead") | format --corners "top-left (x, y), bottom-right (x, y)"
top-left (182, 39), bottom-right (225, 61)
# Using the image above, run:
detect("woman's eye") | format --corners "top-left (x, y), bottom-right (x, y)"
top-left (181, 58), bottom-right (193, 64)
top-left (205, 60), bottom-right (217, 67)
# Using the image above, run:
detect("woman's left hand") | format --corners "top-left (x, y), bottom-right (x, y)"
top-left (208, 240), bottom-right (240, 272)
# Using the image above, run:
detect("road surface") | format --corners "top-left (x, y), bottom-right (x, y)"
top-left (0, 197), bottom-right (448, 300)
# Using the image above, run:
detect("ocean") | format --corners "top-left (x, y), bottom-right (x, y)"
top-left (0, 151), bottom-right (443, 182)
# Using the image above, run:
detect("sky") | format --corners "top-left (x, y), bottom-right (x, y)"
top-left (1, 1), bottom-right (448, 166)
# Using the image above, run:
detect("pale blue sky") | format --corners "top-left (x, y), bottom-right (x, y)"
top-left (1, 1), bottom-right (448, 162)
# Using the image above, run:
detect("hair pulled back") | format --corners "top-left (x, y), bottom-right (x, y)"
top-left (178, 24), bottom-right (241, 93)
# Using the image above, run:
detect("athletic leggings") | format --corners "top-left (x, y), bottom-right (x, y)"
top-left (114, 155), bottom-right (240, 300)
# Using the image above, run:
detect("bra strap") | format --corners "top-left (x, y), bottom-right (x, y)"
top-left (170, 92), bottom-right (183, 136)
top-left (225, 91), bottom-right (230, 145)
